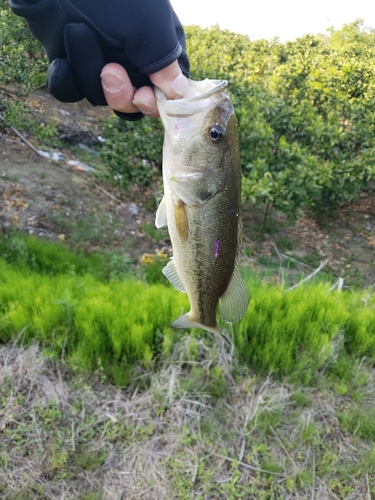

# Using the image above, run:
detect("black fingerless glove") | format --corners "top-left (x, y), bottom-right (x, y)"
top-left (9, 0), bottom-right (190, 120)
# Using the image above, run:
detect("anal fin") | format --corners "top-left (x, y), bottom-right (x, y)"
top-left (220, 267), bottom-right (248, 324)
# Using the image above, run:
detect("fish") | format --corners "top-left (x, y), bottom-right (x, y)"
top-left (155, 79), bottom-right (248, 340)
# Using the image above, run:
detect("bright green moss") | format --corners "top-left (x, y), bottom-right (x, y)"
top-left (1, 237), bottom-right (375, 384)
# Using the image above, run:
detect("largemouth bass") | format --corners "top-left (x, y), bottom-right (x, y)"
top-left (155, 79), bottom-right (248, 339)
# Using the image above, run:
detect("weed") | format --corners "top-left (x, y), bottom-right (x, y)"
top-left (71, 212), bottom-right (109, 245)
top-left (34, 121), bottom-right (59, 142)
top-left (141, 257), bottom-right (170, 286)
top-left (257, 255), bottom-right (280, 270)
top-left (0, 173), bottom-right (20, 182)
top-left (339, 407), bottom-right (375, 441)
top-left (291, 390), bottom-right (310, 408)
top-left (72, 447), bottom-right (108, 471)
top-left (275, 236), bottom-right (297, 251)
top-left (139, 222), bottom-right (166, 243)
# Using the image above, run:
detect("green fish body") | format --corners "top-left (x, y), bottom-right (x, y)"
top-left (155, 79), bottom-right (248, 338)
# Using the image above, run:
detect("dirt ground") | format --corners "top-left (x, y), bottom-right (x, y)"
top-left (1, 87), bottom-right (374, 287)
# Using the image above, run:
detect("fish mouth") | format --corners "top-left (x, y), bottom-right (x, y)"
top-left (155, 79), bottom-right (228, 117)
top-left (181, 79), bottom-right (228, 101)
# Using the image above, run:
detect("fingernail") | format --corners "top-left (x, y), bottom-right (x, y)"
top-left (132, 99), bottom-right (157, 115)
top-left (100, 70), bottom-right (124, 93)
top-left (171, 73), bottom-right (188, 98)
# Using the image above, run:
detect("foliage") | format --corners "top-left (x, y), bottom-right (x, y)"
top-left (0, 100), bottom-right (35, 130)
top-left (185, 24), bottom-right (375, 215)
top-left (325, 19), bottom-right (375, 50)
top-left (98, 23), bottom-right (375, 211)
top-left (0, 0), bottom-right (48, 87)
top-left (99, 115), bottom-right (164, 187)
top-left (0, 255), bottom-right (189, 384)
top-left (0, 233), bottom-right (127, 281)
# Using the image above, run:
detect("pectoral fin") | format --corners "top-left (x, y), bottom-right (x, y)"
top-left (220, 267), bottom-right (249, 323)
top-left (162, 258), bottom-right (186, 292)
top-left (174, 200), bottom-right (189, 242)
top-left (155, 196), bottom-right (167, 228)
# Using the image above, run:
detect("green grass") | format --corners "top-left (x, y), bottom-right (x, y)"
top-left (0, 233), bottom-right (134, 282)
top-left (0, 233), bottom-right (375, 388)
top-left (0, 256), bottom-right (189, 384)
top-left (236, 278), bottom-right (375, 381)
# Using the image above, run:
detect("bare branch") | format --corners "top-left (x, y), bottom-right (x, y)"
top-left (286, 259), bottom-right (330, 292)
top-left (329, 277), bottom-right (344, 292)
top-left (272, 244), bottom-right (313, 270)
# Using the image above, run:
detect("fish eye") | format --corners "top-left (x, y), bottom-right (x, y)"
top-left (208, 124), bottom-right (225, 144)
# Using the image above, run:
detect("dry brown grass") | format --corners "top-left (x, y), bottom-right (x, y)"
top-left (0, 339), bottom-right (374, 499)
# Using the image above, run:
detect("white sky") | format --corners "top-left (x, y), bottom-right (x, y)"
top-left (170, 0), bottom-right (375, 41)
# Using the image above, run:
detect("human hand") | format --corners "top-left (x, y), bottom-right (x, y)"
top-left (9, 0), bottom-right (190, 120)
top-left (101, 60), bottom-right (188, 118)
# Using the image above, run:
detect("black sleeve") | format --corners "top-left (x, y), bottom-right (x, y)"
top-left (9, 0), bottom-right (190, 120)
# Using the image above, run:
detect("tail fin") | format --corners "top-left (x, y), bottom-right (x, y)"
top-left (170, 313), bottom-right (231, 344)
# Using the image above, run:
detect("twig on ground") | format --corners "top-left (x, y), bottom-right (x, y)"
top-left (237, 380), bottom-right (266, 463)
top-left (272, 245), bottom-right (313, 270)
top-left (190, 451), bottom-right (198, 483)
top-left (366, 472), bottom-right (371, 500)
top-left (272, 244), bottom-right (285, 286)
top-left (318, 479), bottom-right (341, 500)
top-left (213, 452), bottom-right (285, 478)
top-left (71, 421), bottom-right (75, 452)
top-left (0, 113), bottom-right (46, 158)
top-left (311, 447), bottom-right (315, 500)
top-left (285, 259), bottom-right (330, 293)
top-left (328, 277), bottom-right (344, 292)
top-left (93, 183), bottom-right (127, 208)
top-left (238, 432), bottom-right (247, 463)
top-left (270, 425), bottom-right (298, 473)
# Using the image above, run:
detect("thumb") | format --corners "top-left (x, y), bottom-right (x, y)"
top-left (149, 60), bottom-right (188, 99)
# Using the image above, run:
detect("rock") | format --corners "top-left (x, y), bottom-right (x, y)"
top-left (129, 203), bottom-right (140, 216)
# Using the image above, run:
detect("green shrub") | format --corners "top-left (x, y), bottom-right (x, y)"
top-left (185, 25), bottom-right (375, 214)
top-left (99, 115), bottom-right (163, 187)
